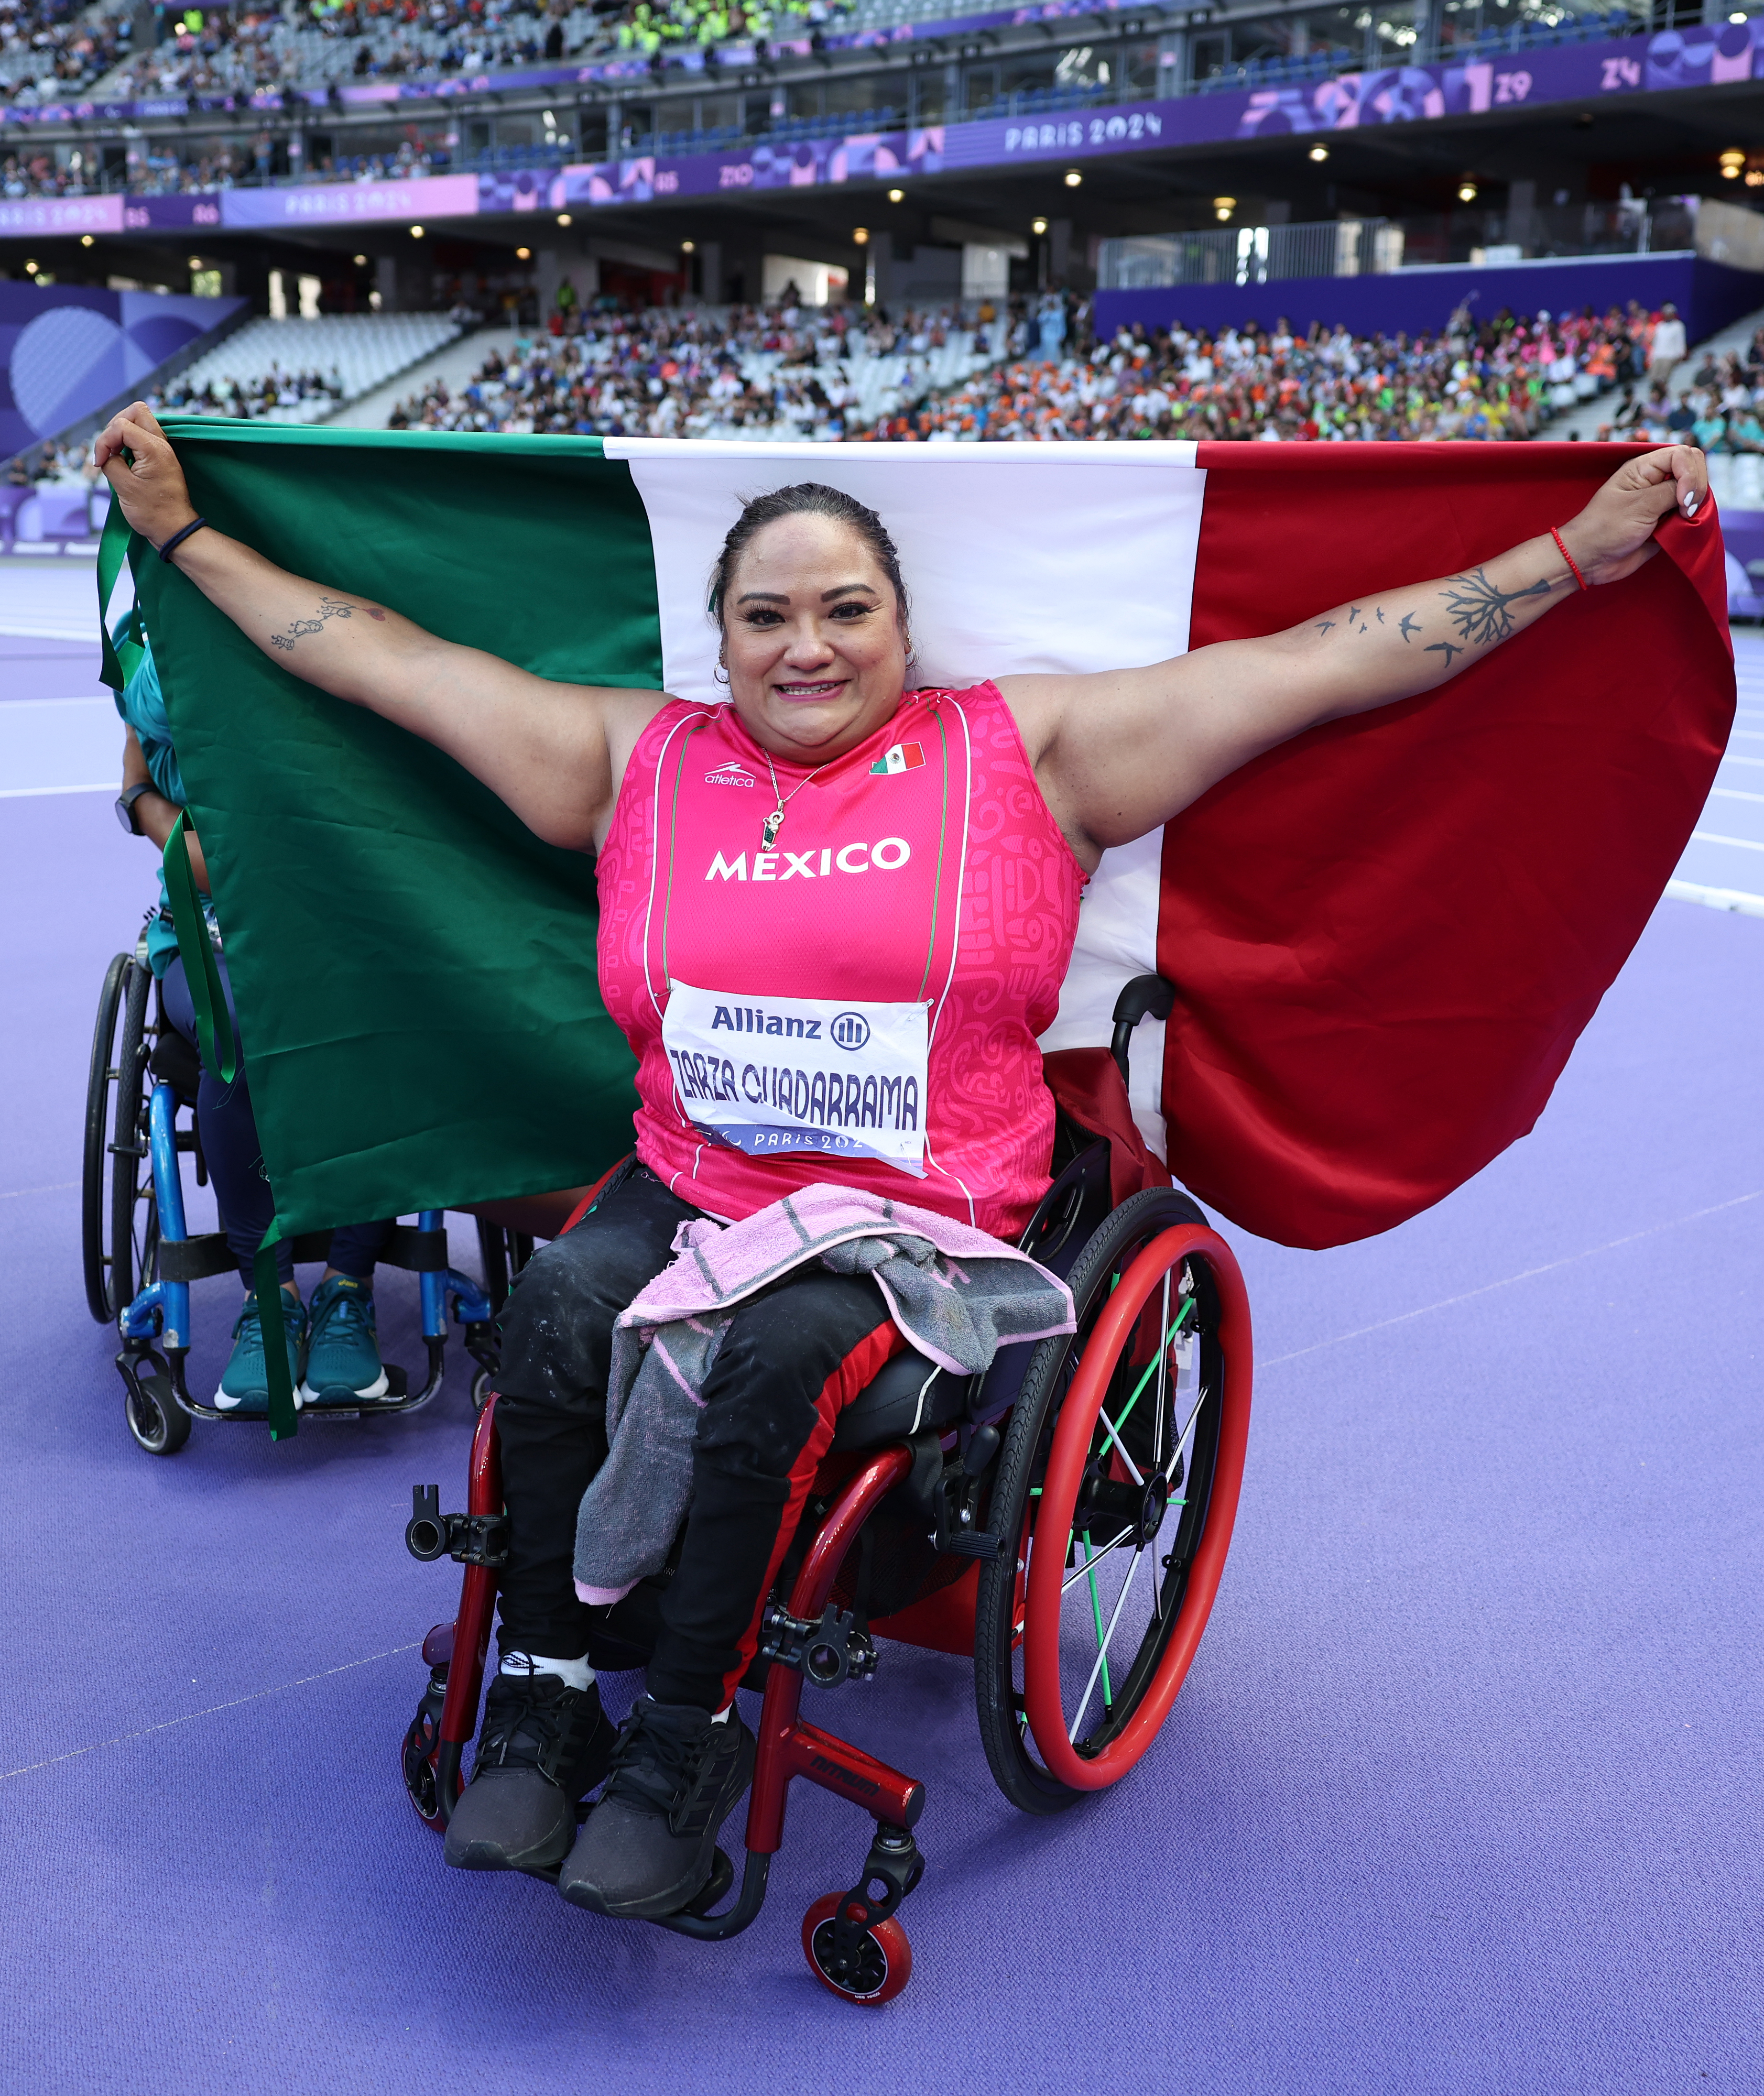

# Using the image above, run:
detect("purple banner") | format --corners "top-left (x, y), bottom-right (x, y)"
top-left (216, 172), bottom-right (480, 229)
top-left (123, 193), bottom-right (224, 233)
top-left (0, 194), bottom-right (124, 236)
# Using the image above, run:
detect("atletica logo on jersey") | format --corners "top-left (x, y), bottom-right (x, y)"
top-left (705, 761), bottom-right (756, 788)
top-left (870, 743), bottom-right (924, 776)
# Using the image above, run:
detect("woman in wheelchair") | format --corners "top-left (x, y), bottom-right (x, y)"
top-left (115, 635), bottom-right (397, 1413)
top-left (98, 401), bottom-right (1704, 1922)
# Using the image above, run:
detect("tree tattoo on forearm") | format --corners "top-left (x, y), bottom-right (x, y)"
top-left (1439, 567), bottom-right (1552, 648)
top-left (268, 595), bottom-right (383, 653)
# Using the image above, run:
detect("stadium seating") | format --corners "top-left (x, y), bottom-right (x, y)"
top-left (154, 312), bottom-right (462, 425)
top-left (389, 303), bottom-right (1006, 440)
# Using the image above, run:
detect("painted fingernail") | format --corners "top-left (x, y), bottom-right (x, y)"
top-left (1686, 493), bottom-right (1699, 512)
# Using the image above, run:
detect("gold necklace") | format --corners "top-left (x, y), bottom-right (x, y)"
top-left (760, 751), bottom-right (828, 849)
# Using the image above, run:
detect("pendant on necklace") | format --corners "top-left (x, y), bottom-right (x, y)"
top-left (761, 809), bottom-right (785, 849)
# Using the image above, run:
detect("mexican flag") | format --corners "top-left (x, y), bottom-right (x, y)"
top-left (117, 427), bottom-right (1730, 1271)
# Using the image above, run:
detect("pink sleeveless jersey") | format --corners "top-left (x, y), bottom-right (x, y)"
top-left (596, 683), bottom-right (1085, 1240)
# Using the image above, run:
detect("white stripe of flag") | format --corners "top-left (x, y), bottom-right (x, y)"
top-left (609, 438), bottom-right (1209, 1160)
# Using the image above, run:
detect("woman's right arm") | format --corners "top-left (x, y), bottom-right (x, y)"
top-left (94, 401), bottom-right (662, 851)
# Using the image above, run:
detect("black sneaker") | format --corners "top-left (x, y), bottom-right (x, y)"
top-left (557, 1696), bottom-right (756, 1919)
top-left (443, 1672), bottom-right (617, 1875)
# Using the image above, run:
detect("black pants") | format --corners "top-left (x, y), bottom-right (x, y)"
top-left (161, 953), bottom-right (393, 1287)
top-left (494, 1164), bottom-right (901, 1711)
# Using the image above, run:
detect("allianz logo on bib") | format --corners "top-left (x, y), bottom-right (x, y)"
top-left (705, 838), bottom-right (911, 882)
top-left (705, 762), bottom-right (756, 789)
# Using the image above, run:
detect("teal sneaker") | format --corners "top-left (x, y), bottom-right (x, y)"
top-left (299, 1275), bottom-right (389, 1406)
top-left (214, 1289), bottom-right (307, 1413)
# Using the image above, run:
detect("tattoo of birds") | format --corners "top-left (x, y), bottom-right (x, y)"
top-left (1440, 567), bottom-right (1552, 647)
top-left (1314, 619), bottom-right (1336, 635)
top-left (1376, 606), bottom-right (1386, 625)
top-left (1425, 640), bottom-right (1463, 667)
top-left (1398, 614), bottom-right (1421, 642)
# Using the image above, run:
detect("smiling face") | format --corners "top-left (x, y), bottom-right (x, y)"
top-left (720, 511), bottom-right (910, 765)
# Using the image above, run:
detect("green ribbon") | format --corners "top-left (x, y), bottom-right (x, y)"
top-left (96, 487), bottom-right (143, 696)
top-left (253, 1223), bottom-right (299, 1440)
top-left (161, 812), bottom-right (236, 1084)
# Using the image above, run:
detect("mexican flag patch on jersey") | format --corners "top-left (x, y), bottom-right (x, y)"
top-left (870, 742), bottom-right (924, 775)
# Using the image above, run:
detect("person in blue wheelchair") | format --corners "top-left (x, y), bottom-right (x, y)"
top-left (115, 632), bottom-right (398, 1413)
top-left (99, 398), bottom-right (1707, 1926)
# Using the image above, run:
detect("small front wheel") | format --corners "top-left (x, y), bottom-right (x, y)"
top-left (402, 1710), bottom-right (443, 1828)
top-left (123, 1368), bottom-right (191, 1457)
top-left (801, 1894), bottom-right (912, 2006)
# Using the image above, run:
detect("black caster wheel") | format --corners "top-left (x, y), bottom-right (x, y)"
top-left (470, 1366), bottom-right (494, 1414)
top-left (122, 1365), bottom-right (191, 1457)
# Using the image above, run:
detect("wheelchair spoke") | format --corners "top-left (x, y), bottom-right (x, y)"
top-left (1101, 1294), bottom-right (1198, 1471)
top-left (1094, 1405), bottom-right (1145, 1487)
top-left (1069, 1540), bottom-right (1147, 1742)
top-left (1061, 1523), bottom-right (1135, 1594)
top-left (1150, 1271), bottom-right (1171, 1477)
top-left (1079, 1531), bottom-right (1111, 1710)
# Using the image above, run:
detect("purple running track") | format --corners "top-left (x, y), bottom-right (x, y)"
top-left (3, 783), bottom-right (1761, 2094)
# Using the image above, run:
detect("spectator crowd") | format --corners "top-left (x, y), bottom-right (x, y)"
top-left (0, 0), bottom-right (130, 108)
top-left (387, 298), bottom-right (994, 440)
top-left (151, 363), bottom-right (347, 420)
top-left (1598, 331), bottom-right (1764, 450)
top-left (860, 300), bottom-right (1654, 442)
top-left (0, 0), bottom-right (850, 110)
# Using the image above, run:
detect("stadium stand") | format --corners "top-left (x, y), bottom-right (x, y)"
top-left (878, 302), bottom-right (1649, 444)
top-left (378, 298), bottom-right (1657, 444)
top-left (84, 0), bottom-right (850, 103)
top-left (0, 0), bottom-right (130, 107)
top-left (150, 311), bottom-right (462, 423)
top-left (387, 300), bottom-right (1004, 438)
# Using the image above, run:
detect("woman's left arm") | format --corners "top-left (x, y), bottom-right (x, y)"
top-left (1006, 444), bottom-right (1709, 868)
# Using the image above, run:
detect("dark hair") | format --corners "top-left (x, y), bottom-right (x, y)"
top-left (707, 482), bottom-right (910, 634)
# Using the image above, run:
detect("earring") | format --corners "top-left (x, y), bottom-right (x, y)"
top-left (713, 662), bottom-right (729, 685)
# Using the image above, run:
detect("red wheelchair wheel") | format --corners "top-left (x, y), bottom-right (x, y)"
top-left (975, 1188), bottom-right (1253, 1811)
top-left (801, 1894), bottom-right (912, 2005)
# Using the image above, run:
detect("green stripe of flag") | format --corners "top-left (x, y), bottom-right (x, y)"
top-left (135, 422), bottom-right (657, 1237)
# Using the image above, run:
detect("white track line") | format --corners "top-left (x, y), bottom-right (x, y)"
top-left (0, 782), bottom-right (113, 799)
top-left (1666, 879), bottom-right (1764, 917)
top-left (1258, 1187), bottom-right (1764, 1370)
top-left (0, 1643), bottom-right (422, 1786)
top-left (1691, 829), bottom-right (1764, 852)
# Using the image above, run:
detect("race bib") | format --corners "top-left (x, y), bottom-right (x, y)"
top-left (662, 979), bottom-right (930, 1175)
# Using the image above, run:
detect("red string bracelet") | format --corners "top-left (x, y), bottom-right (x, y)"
top-left (1551, 525), bottom-right (1588, 593)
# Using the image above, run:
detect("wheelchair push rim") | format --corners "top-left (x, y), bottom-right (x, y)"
top-left (82, 951), bottom-right (158, 1326)
top-left (1023, 1219), bottom-right (1251, 1791)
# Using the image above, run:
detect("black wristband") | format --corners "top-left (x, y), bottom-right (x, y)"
top-left (158, 515), bottom-right (209, 563)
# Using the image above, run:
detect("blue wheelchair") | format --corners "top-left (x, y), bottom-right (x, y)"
top-left (82, 929), bottom-right (522, 1456)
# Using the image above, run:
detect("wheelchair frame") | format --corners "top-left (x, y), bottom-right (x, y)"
top-left (398, 981), bottom-right (1255, 2005)
top-left (82, 937), bottom-right (518, 1455)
